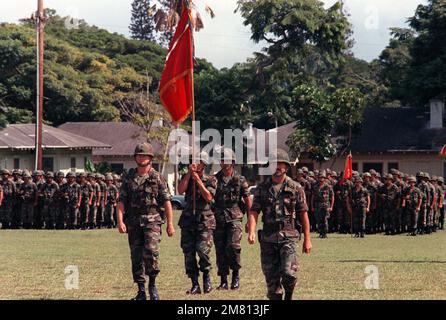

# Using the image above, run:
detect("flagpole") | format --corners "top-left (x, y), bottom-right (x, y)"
top-left (188, 0), bottom-right (196, 215)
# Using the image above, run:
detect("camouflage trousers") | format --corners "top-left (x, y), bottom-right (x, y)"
top-left (259, 232), bottom-right (299, 300)
top-left (180, 227), bottom-right (214, 277)
top-left (11, 202), bottom-right (21, 228)
top-left (373, 207), bottom-right (383, 231)
top-left (21, 202), bottom-right (34, 227)
top-left (440, 207), bottom-right (445, 229)
top-left (406, 208), bottom-right (419, 231)
top-left (214, 221), bottom-right (242, 276)
top-left (336, 205), bottom-right (351, 233)
top-left (126, 215), bottom-right (162, 284)
top-left (417, 206), bottom-right (427, 229)
top-left (42, 201), bottom-right (57, 229)
top-left (0, 202), bottom-right (13, 228)
top-left (104, 203), bottom-right (115, 227)
top-left (316, 207), bottom-right (330, 235)
top-left (65, 205), bottom-right (78, 229)
top-left (33, 200), bottom-right (44, 229)
top-left (96, 203), bottom-right (105, 226)
top-left (353, 207), bottom-right (367, 234)
top-left (78, 201), bottom-right (90, 227)
top-left (383, 206), bottom-right (398, 232)
top-left (88, 204), bottom-right (97, 226)
top-left (55, 202), bottom-right (66, 229)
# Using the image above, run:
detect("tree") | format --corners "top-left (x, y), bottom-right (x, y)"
top-left (130, 0), bottom-right (156, 41)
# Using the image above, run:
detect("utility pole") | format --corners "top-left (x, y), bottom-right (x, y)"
top-left (35, 0), bottom-right (45, 170)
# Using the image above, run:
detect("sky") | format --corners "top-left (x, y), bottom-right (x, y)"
top-left (2, 0), bottom-right (427, 69)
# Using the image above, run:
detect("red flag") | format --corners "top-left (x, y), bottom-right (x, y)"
top-left (343, 152), bottom-right (353, 180)
top-left (440, 145), bottom-right (446, 157)
top-left (159, 6), bottom-right (194, 124)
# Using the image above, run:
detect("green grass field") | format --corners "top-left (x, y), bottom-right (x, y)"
top-left (0, 213), bottom-right (445, 300)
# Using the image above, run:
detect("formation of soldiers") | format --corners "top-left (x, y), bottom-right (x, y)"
top-left (0, 169), bottom-right (121, 230)
top-left (296, 168), bottom-right (445, 238)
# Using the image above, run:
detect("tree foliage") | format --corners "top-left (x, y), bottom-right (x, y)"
top-left (130, 0), bottom-right (157, 41)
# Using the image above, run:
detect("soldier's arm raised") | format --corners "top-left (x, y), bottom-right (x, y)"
top-left (177, 167), bottom-right (192, 195)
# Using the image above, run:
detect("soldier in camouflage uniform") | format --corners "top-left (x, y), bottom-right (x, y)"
top-left (424, 173), bottom-right (436, 234)
top-left (61, 172), bottom-right (81, 230)
top-left (117, 143), bottom-right (175, 301)
top-left (54, 171), bottom-right (66, 229)
top-left (177, 152), bottom-right (216, 295)
top-left (33, 170), bottom-right (45, 229)
top-left (78, 172), bottom-right (93, 230)
top-left (393, 170), bottom-right (407, 234)
top-left (11, 169), bottom-right (23, 229)
top-left (438, 177), bottom-right (445, 230)
top-left (87, 172), bottom-right (101, 229)
top-left (401, 176), bottom-right (422, 236)
top-left (213, 148), bottom-right (251, 290)
top-left (347, 177), bottom-right (370, 238)
top-left (96, 174), bottom-right (107, 229)
top-left (430, 176), bottom-right (442, 232)
top-left (19, 171), bottom-right (38, 229)
top-left (363, 173), bottom-right (377, 234)
top-left (334, 175), bottom-right (352, 234)
top-left (378, 174), bottom-right (400, 235)
top-left (311, 171), bottom-right (334, 238)
top-left (248, 149), bottom-right (312, 300)
top-left (104, 175), bottom-right (119, 228)
top-left (0, 169), bottom-right (16, 229)
top-left (41, 172), bottom-right (59, 229)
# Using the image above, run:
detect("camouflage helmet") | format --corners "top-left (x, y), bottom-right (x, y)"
top-left (308, 171), bottom-right (315, 177)
top-left (363, 172), bottom-right (372, 178)
top-left (113, 174), bottom-right (120, 181)
top-left (424, 172), bottom-right (431, 180)
top-left (385, 173), bottom-right (394, 180)
top-left (409, 176), bottom-right (417, 183)
top-left (221, 148), bottom-right (236, 162)
top-left (369, 169), bottom-right (378, 176)
top-left (269, 149), bottom-right (291, 166)
top-left (438, 177), bottom-right (444, 184)
top-left (331, 171), bottom-right (338, 177)
top-left (66, 172), bottom-right (76, 178)
top-left (297, 168), bottom-right (304, 175)
top-left (79, 172), bottom-right (87, 178)
top-left (198, 150), bottom-right (210, 165)
top-left (1, 169), bottom-right (11, 175)
top-left (318, 170), bottom-right (327, 178)
top-left (355, 177), bottom-right (363, 183)
top-left (46, 171), bottom-right (54, 178)
top-left (105, 174), bottom-right (114, 181)
top-left (22, 170), bottom-right (31, 178)
top-left (57, 171), bottom-right (65, 178)
top-left (416, 171), bottom-right (423, 178)
top-left (302, 166), bottom-right (309, 173)
top-left (95, 173), bottom-right (102, 179)
top-left (87, 172), bottom-right (95, 178)
top-left (134, 142), bottom-right (154, 157)
top-left (12, 169), bottom-right (21, 175)
top-left (431, 175), bottom-right (438, 181)
top-left (390, 168), bottom-right (398, 175)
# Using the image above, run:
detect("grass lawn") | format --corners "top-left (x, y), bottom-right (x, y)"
top-left (0, 213), bottom-right (445, 300)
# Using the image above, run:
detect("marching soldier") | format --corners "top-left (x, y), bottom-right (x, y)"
top-left (311, 171), bottom-right (334, 238)
top-left (61, 172), bottom-right (81, 230)
top-left (117, 143), bottom-right (175, 301)
top-left (213, 148), bottom-right (251, 290)
top-left (378, 174), bottom-right (400, 235)
top-left (334, 174), bottom-right (352, 234)
top-left (19, 171), bottom-right (38, 229)
top-left (78, 172), bottom-right (93, 230)
top-left (347, 177), bottom-right (370, 238)
top-left (41, 172), bottom-right (59, 229)
top-left (248, 149), bottom-right (312, 300)
top-left (177, 152), bottom-right (216, 295)
top-left (0, 169), bottom-right (16, 229)
top-left (104, 175), bottom-right (119, 228)
top-left (401, 176), bottom-right (422, 236)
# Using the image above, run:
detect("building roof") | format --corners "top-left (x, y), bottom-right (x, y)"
top-left (58, 122), bottom-right (162, 156)
top-left (350, 107), bottom-right (444, 153)
top-left (0, 124), bottom-right (110, 151)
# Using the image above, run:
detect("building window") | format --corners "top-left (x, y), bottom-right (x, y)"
top-left (388, 162), bottom-right (399, 172)
top-left (352, 162), bottom-right (359, 172)
top-left (110, 163), bottom-right (124, 174)
top-left (70, 157), bottom-right (76, 172)
top-left (363, 163), bottom-right (383, 175)
top-left (14, 158), bottom-right (20, 169)
top-left (43, 157), bottom-right (54, 172)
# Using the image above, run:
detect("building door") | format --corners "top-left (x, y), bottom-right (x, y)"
top-left (110, 163), bottom-right (124, 174)
top-left (43, 157), bottom-right (54, 172)
top-left (363, 163), bottom-right (383, 175)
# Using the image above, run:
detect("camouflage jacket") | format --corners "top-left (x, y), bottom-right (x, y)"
top-left (312, 183), bottom-right (334, 210)
top-left (61, 182), bottom-right (81, 206)
top-left (350, 186), bottom-right (369, 209)
top-left (19, 182), bottom-right (37, 203)
top-left (41, 181), bottom-right (59, 203)
top-left (105, 185), bottom-right (119, 205)
top-left (378, 183), bottom-right (400, 209)
top-left (252, 176), bottom-right (308, 242)
top-left (417, 181), bottom-right (429, 206)
top-left (99, 181), bottom-right (107, 206)
top-left (79, 182), bottom-right (93, 203)
top-left (0, 179), bottom-right (16, 202)
top-left (402, 186), bottom-right (422, 210)
top-left (214, 170), bottom-right (250, 223)
top-left (179, 174), bottom-right (217, 230)
top-left (119, 168), bottom-right (171, 223)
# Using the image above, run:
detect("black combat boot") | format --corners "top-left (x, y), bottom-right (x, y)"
top-left (360, 231), bottom-right (365, 238)
top-left (217, 276), bottom-right (228, 290)
top-left (132, 283), bottom-right (147, 300)
top-left (187, 276), bottom-right (201, 295)
top-left (203, 271), bottom-right (212, 294)
top-left (148, 276), bottom-right (159, 300)
top-left (231, 270), bottom-right (240, 290)
top-left (284, 291), bottom-right (293, 300)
